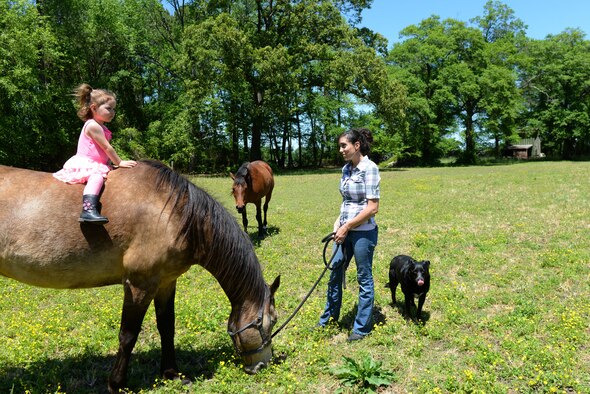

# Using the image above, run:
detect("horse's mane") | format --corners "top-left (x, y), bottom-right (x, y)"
top-left (143, 160), bottom-right (265, 303)
top-left (233, 162), bottom-right (250, 186)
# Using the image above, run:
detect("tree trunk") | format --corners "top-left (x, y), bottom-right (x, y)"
top-left (296, 111), bottom-right (302, 167)
top-left (250, 90), bottom-right (263, 161)
top-left (463, 110), bottom-right (477, 164)
top-left (230, 100), bottom-right (240, 164)
top-left (278, 119), bottom-right (288, 168)
top-left (562, 136), bottom-right (576, 159)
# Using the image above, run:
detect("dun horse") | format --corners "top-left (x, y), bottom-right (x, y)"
top-left (0, 160), bottom-right (280, 393)
top-left (230, 161), bottom-right (274, 237)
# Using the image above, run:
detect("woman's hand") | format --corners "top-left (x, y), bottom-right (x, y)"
top-left (333, 199), bottom-right (379, 244)
top-left (334, 223), bottom-right (349, 244)
top-left (333, 218), bottom-right (340, 234)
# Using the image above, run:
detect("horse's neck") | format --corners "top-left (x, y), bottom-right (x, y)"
top-left (202, 253), bottom-right (264, 307)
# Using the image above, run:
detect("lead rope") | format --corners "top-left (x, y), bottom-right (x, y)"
top-left (271, 232), bottom-right (342, 339)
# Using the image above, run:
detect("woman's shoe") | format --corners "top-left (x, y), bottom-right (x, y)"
top-left (347, 332), bottom-right (365, 342)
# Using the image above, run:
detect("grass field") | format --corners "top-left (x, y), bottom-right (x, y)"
top-left (1, 161), bottom-right (589, 393)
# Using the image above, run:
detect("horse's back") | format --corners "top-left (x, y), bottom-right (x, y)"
top-left (0, 163), bottom-right (183, 289)
top-left (251, 160), bottom-right (273, 178)
top-left (249, 160), bottom-right (274, 197)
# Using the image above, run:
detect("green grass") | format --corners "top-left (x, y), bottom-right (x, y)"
top-left (1, 161), bottom-right (590, 393)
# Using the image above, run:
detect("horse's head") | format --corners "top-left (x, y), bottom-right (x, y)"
top-left (230, 172), bottom-right (248, 213)
top-left (228, 275), bottom-right (280, 374)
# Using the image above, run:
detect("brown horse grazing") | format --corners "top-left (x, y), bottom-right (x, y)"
top-left (0, 160), bottom-right (280, 393)
top-left (230, 160), bottom-right (274, 237)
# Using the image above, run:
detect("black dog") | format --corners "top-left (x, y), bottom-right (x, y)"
top-left (387, 255), bottom-right (430, 320)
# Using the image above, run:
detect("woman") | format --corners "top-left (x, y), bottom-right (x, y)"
top-left (318, 127), bottom-right (380, 341)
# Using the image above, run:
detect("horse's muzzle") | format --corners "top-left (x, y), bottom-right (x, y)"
top-left (242, 345), bottom-right (273, 374)
top-left (236, 206), bottom-right (245, 213)
top-left (244, 361), bottom-right (266, 374)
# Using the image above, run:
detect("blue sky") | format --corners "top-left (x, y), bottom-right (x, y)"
top-left (359, 0), bottom-right (590, 44)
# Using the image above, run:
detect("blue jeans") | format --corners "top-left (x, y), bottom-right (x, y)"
top-left (319, 227), bottom-right (378, 336)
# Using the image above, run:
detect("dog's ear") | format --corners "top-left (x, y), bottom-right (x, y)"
top-left (423, 260), bottom-right (430, 270)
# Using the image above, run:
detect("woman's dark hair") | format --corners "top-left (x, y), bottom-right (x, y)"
top-left (339, 128), bottom-right (373, 155)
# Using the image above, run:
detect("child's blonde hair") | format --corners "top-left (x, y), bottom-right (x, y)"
top-left (74, 83), bottom-right (116, 121)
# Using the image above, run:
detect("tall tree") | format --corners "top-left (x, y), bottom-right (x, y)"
top-left (472, 0), bottom-right (526, 156)
top-left (0, 0), bottom-right (67, 170)
top-left (387, 16), bottom-right (457, 165)
top-left (388, 2), bottom-right (525, 164)
top-left (4, 0), bottom-right (171, 169)
top-left (175, 0), bottom-right (405, 169)
top-left (520, 30), bottom-right (590, 158)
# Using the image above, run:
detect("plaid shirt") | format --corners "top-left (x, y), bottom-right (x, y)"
top-left (338, 156), bottom-right (380, 231)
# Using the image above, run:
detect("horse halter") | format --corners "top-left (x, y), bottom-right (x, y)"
top-left (227, 288), bottom-right (272, 357)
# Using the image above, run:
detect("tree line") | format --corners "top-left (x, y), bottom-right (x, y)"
top-left (1, 0), bottom-right (589, 173)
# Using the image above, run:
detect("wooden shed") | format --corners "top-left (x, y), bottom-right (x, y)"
top-left (507, 144), bottom-right (533, 159)
top-left (507, 137), bottom-right (542, 159)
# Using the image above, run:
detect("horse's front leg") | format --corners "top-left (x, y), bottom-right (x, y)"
top-left (254, 201), bottom-right (265, 237)
top-left (109, 279), bottom-right (155, 393)
top-left (262, 196), bottom-right (270, 231)
top-left (154, 280), bottom-right (180, 379)
top-left (241, 206), bottom-right (248, 232)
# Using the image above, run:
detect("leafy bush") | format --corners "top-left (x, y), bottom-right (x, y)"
top-left (330, 355), bottom-right (396, 393)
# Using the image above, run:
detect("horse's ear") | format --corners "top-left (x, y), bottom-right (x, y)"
top-left (270, 275), bottom-right (280, 295)
top-left (230, 172), bottom-right (235, 180)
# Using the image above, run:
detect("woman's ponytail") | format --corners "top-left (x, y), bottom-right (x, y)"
top-left (340, 127), bottom-right (373, 155)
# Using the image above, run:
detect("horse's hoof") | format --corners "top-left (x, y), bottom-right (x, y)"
top-left (162, 368), bottom-right (179, 380)
top-left (161, 369), bottom-right (192, 386)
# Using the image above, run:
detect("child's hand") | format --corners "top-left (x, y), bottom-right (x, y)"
top-left (118, 160), bottom-right (137, 168)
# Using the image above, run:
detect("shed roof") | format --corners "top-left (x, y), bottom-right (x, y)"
top-left (507, 144), bottom-right (533, 150)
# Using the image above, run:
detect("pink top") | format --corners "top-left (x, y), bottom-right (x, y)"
top-left (77, 120), bottom-right (112, 164)
top-left (53, 120), bottom-right (113, 184)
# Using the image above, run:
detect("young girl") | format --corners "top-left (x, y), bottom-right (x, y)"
top-left (54, 83), bottom-right (137, 224)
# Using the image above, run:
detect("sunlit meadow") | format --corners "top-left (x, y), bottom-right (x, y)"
top-left (1, 161), bottom-right (589, 393)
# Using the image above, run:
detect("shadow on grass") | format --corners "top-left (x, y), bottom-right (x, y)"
top-left (390, 300), bottom-right (431, 325)
top-left (248, 225), bottom-right (280, 246)
top-left (0, 345), bottom-right (235, 394)
top-left (339, 305), bottom-right (388, 331)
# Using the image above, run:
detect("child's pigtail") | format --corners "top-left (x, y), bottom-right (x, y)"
top-left (75, 83), bottom-right (94, 121)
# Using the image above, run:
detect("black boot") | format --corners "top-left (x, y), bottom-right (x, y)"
top-left (79, 194), bottom-right (109, 224)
